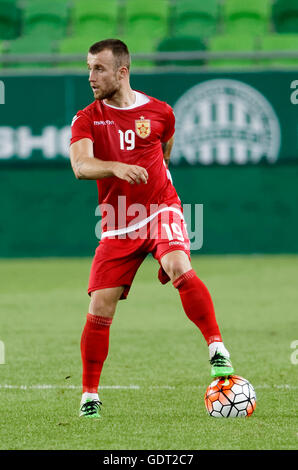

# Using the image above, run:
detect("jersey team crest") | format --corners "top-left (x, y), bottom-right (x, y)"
top-left (135, 116), bottom-right (151, 138)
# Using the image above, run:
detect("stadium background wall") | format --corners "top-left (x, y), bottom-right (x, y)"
top-left (0, 71), bottom-right (297, 257)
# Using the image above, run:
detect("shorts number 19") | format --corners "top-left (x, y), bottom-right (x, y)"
top-left (162, 223), bottom-right (184, 242)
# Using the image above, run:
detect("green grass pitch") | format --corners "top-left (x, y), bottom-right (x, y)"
top-left (0, 255), bottom-right (297, 450)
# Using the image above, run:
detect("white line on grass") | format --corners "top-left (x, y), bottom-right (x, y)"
top-left (0, 384), bottom-right (140, 390)
top-left (0, 384), bottom-right (297, 391)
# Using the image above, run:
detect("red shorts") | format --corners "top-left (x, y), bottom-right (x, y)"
top-left (88, 209), bottom-right (190, 299)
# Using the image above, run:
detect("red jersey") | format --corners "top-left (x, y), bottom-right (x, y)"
top-left (70, 91), bottom-right (182, 235)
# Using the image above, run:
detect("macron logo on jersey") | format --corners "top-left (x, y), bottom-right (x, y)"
top-left (94, 120), bottom-right (115, 126)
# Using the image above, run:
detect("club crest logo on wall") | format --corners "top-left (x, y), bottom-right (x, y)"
top-left (135, 116), bottom-right (151, 138)
top-left (172, 79), bottom-right (281, 166)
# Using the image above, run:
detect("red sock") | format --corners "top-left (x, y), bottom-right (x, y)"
top-left (80, 313), bottom-right (112, 393)
top-left (173, 269), bottom-right (222, 345)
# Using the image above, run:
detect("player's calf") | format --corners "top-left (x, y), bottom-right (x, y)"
top-left (172, 268), bottom-right (234, 378)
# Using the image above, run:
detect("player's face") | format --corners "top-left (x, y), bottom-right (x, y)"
top-left (87, 50), bottom-right (121, 100)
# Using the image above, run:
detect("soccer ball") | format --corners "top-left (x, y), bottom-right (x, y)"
top-left (204, 375), bottom-right (256, 418)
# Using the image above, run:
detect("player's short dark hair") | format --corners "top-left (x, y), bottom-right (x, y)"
top-left (89, 39), bottom-right (131, 70)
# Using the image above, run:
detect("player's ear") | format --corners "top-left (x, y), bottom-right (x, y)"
top-left (118, 66), bottom-right (129, 80)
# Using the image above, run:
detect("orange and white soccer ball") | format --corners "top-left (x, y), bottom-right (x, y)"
top-left (204, 375), bottom-right (257, 418)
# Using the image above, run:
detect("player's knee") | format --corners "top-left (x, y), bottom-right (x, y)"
top-left (161, 251), bottom-right (192, 282)
top-left (89, 294), bottom-right (117, 318)
top-left (163, 259), bottom-right (191, 282)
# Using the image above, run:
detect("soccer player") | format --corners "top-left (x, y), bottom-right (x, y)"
top-left (70, 39), bottom-right (234, 418)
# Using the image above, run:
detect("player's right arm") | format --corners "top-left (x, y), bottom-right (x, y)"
top-left (70, 138), bottom-right (148, 184)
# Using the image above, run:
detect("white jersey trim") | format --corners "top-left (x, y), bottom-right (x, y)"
top-left (101, 207), bottom-right (185, 239)
top-left (103, 91), bottom-right (150, 110)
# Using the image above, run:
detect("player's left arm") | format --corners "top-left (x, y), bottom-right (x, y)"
top-left (162, 135), bottom-right (174, 167)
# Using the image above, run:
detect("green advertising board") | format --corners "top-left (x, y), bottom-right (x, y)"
top-left (0, 71), bottom-right (297, 257)
top-left (1, 70), bottom-right (298, 165)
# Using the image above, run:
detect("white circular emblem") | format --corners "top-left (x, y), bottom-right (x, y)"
top-left (172, 79), bottom-right (281, 165)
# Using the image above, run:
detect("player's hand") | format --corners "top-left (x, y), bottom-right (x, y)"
top-left (112, 162), bottom-right (148, 185)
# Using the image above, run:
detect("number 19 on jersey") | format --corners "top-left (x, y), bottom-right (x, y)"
top-left (118, 130), bottom-right (135, 150)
